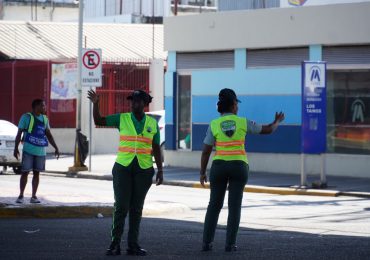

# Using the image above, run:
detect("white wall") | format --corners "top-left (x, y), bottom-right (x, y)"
top-left (84, 0), bottom-right (171, 18)
top-left (84, 14), bottom-right (132, 23)
top-left (164, 2), bottom-right (370, 51)
top-left (164, 151), bottom-right (370, 178)
top-left (3, 5), bottom-right (78, 22)
top-left (149, 59), bottom-right (164, 112)
top-left (280, 0), bottom-right (370, 8)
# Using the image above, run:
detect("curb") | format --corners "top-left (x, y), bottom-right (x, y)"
top-left (0, 205), bottom-right (113, 219)
top-left (163, 181), bottom-right (370, 198)
top-left (42, 171), bottom-right (370, 199)
top-left (0, 202), bottom-right (190, 219)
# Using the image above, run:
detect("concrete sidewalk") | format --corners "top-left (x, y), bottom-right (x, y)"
top-left (0, 173), bottom-right (190, 219)
top-left (42, 154), bottom-right (370, 198)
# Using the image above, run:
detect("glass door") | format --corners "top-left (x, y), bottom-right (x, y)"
top-left (177, 75), bottom-right (191, 150)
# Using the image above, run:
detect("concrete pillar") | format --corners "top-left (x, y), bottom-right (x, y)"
top-left (149, 59), bottom-right (164, 112)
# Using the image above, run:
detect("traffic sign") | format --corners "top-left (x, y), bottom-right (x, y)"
top-left (82, 49), bottom-right (102, 87)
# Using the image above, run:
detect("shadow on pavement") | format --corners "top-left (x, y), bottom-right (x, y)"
top-left (0, 217), bottom-right (369, 260)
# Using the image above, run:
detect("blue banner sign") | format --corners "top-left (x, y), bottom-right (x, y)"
top-left (301, 61), bottom-right (327, 154)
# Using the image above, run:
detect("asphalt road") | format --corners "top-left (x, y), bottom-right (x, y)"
top-left (0, 218), bottom-right (369, 260)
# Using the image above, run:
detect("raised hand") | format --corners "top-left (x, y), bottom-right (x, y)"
top-left (87, 90), bottom-right (99, 104)
top-left (274, 111), bottom-right (285, 123)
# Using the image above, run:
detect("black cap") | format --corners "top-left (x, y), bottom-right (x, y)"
top-left (127, 90), bottom-right (153, 104)
top-left (219, 88), bottom-right (241, 103)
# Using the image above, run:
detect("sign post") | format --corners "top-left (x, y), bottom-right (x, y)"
top-left (68, 0), bottom-right (86, 173)
top-left (82, 48), bottom-right (102, 172)
top-left (301, 61), bottom-right (327, 187)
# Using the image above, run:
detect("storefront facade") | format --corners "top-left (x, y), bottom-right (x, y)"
top-left (163, 2), bottom-right (370, 177)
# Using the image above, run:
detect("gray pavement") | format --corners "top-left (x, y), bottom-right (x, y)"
top-left (0, 218), bottom-right (369, 260)
top-left (1, 175), bottom-right (370, 237)
top-left (41, 154), bottom-right (370, 196)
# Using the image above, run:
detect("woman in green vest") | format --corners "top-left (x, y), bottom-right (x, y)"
top-left (200, 88), bottom-right (284, 252)
top-left (88, 89), bottom-right (163, 256)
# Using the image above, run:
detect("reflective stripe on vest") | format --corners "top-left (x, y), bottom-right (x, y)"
top-left (118, 147), bottom-right (152, 155)
top-left (211, 115), bottom-right (248, 163)
top-left (116, 113), bottom-right (157, 169)
top-left (120, 135), bottom-right (152, 144)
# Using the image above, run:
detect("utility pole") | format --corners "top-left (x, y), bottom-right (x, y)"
top-left (69, 0), bottom-right (88, 172)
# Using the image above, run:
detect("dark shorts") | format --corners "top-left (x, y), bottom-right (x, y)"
top-left (21, 151), bottom-right (46, 173)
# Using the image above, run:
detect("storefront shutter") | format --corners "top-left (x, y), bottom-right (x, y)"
top-left (176, 51), bottom-right (234, 70)
top-left (323, 46), bottom-right (370, 65)
top-left (247, 48), bottom-right (309, 67)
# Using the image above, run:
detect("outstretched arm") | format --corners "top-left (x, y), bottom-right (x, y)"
top-left (260, 112), bottom-right (285, 134)
top-left (87, 90), bottom-right (107, 126)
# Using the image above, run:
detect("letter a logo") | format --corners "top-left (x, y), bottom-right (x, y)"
top-left (310, 69), bottom-right (320, 82)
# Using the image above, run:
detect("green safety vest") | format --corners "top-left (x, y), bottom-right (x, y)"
top-left (27, 112), bottom-right (48, 133)
top-left (116, 113), bottom-right (157, 169)
top-left (210, 114), bottom-right (248, 163)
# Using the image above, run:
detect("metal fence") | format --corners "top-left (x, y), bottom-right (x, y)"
top-left (0, 59), bottom-right (150, 128)
top-left (97, 59), bottom-right (150, 117)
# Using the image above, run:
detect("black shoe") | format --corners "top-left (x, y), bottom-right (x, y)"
top-left (225, 245), bottom-right (237, 252)
top-left (202, 243), bottom-right (213, 251)
top-left (106, 242), bottom-right (121, 256)
top-left (126, 246), bottom-right (147, 256)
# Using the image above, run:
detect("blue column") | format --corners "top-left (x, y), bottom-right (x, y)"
top-left (164, 51), bottom-right (177, 150)
top-left (235, 49), bottom-right (247, 71)
top-left (309, 45), bottom-right (322, 61)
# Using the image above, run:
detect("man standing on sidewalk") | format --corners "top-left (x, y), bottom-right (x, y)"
top-left (88, 89), bottom-right (164, 256)
top-left (13, 99), bottom-right (60, 204)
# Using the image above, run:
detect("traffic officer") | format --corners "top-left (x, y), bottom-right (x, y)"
top-left (87, 89), bottom-right (163, 256)
top-left (200, 88), bottom-right (284, 252)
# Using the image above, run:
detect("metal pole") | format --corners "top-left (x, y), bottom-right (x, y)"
top-left (88, 86), bottom-right (92, 172)
top-left (31, 0), bottom-right (34, 21)
top-left (77, 0), bottom-right (83, 131)
top-left (70, 0), bottom-right (84, 171)
top-left (320, 153), bottom-right (326, 184)
top-left (300, 153), bottom-right (307, 187)
top-left (152, 0), bottom-right (154, 59)
top-left (35, 0), bottom-right (38, 21)
top-left (174, 0), bottom-right (178, 16)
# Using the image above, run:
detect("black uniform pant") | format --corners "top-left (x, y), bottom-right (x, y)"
top-left (111, 157), bottom-right (154, 247)
top-left (203, 159), bottom-right (249, 246)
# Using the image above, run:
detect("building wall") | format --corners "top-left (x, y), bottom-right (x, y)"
top-left (163, 2), bottom-right (370, 177)
top-left (164, 2), bottom-right (370, 51)
top-left (165, 46), bottom-right (322, 153)
top-left (3, 5), bottom-right (78, 22)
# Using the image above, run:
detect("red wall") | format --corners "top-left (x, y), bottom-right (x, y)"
top-left (0, 60), bottom-right (150, 128)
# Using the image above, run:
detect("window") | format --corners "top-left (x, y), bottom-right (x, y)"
top-left (327, 71), bottom-right (370, 154)
top-left (177, 75), bottom-right (192, 150)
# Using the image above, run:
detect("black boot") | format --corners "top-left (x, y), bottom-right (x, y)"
top-left (202, 243), bottom-right (213, 251)
top-left (106, 241), bottom-right (121, 256)
top-left (126, 245), bottom-right (147, 256)
top-left (225, 244), bottom-right (237, 252)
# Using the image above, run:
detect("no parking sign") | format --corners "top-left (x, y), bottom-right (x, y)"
top-left (82, 49), bottom-right (102, 87)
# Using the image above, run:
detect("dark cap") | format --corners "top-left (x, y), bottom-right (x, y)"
top-left (218, 88), bottom-right (241, 103)
top-left (127, 90), bottom-right (153, 104)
